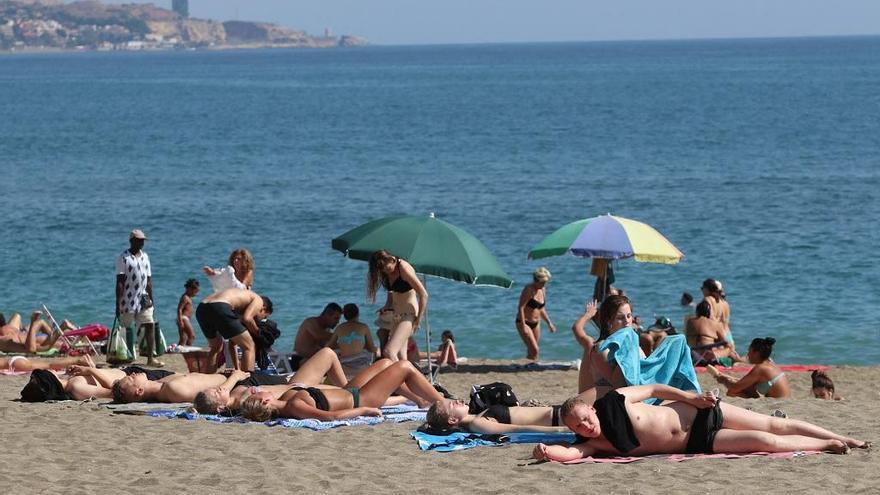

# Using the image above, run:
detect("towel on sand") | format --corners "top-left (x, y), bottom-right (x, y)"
top-left (559, 450), bottom-right (821, 464)
top-left (598, 331), bottom-right (701, 401)
top-left (140, 404), bottom-right (427, 431)
top-left (411, 430), bottom-right (575, 452)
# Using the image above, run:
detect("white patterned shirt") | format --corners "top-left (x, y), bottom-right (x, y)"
top-left (116, 249), bottom-right (151, 313)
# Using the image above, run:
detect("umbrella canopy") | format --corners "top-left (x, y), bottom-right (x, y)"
top-left (528, 214), bottom-right (683, 264)
top-left (332, 214), bottom-right (513, 288)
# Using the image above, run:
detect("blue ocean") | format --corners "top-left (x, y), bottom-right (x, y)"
top-left (1, 37), bottom-right (878, 364)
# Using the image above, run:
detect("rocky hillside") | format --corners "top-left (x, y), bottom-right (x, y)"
top-left (0, 0), bottom-right (367, 50)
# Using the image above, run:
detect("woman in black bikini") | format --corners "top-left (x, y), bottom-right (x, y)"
top-left (239, 359), bottom-right (443, 422)
top-left (367, 250), bottom-right (428, 362)
top-left (515, 267), bottom-right (557, 360)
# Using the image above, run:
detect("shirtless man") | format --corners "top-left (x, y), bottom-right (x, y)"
top-left (195, 288), bottom-right (263, 372)
top-left (290, 303), bottom-right (342, 370)
top-left (112, 368), bottom-right (249, 403)
top-left (21, 356), bottom-right (176, 402)
top-left (686, 301), bottom-right (745, 365)
top-left (0, 311), bottom-right (61, 353)
top-left (533, 384), bottom-right (868, 462)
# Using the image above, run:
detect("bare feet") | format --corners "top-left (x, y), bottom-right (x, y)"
top-left (146, 358), bottom-right (165, 368)
top-left (846, 438), bottom-right (871, 449)
top-left (826, 440), bottom-right (851, 454)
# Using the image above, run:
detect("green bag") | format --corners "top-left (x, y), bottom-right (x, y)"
top-left (106, 317), bottom-right (133, 364)
top-left (138, 323), bottom-right (168, 357)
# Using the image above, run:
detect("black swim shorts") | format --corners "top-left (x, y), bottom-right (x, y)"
top-left (196, 302), bottom-right (246, 340)
top-left (685, 400), bottom-right (724, 454)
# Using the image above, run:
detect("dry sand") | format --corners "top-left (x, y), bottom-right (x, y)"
top-left (0, 355), bottom-right (877, 494)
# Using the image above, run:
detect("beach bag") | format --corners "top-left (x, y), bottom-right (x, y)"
top-left (468, 382), bottom-right (518, 414)
top-left (138, 322), bottom-right (168, 357)
top-left (106, 318), bottom-right (134, 364)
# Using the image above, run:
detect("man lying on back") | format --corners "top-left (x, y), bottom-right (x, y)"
top-left (112, 369), bottom-right (249, 403)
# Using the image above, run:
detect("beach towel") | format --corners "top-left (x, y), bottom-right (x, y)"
top-left (136, 404), bottom-right (427, 431)
top-left (598, 331), bottom-right (701, 399)
top-left (559, 450), bottom-right (821, 464)
top-left (411, 430), bottom-right (576, 452)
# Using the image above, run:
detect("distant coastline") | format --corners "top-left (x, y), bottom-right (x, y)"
top-left (0, 0), bottom-right (367, 53)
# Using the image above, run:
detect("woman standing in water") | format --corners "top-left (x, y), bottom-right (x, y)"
top-left (515, 267), bottom-right (557, 360)
top-left (367, 250), bottom-right (428, 362)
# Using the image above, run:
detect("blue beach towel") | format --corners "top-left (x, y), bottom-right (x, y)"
top-left (142, 404), bottom-right (427, 431)
top-left (598, 330), bottom-right (701, 401)
top-left (411, 430), bottom-right (576, 452)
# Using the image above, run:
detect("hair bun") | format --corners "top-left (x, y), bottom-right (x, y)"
top-left (766, 337), bottom-right (776, 345)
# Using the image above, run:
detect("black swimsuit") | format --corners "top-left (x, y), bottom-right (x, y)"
top-left (525, 298), bottom-right (545, 309)
top-left (234, 374), bottom-right (289, 389)
top-left (481, 404), bottom-right (562, 426)
top-left (388, 263), bottom-right (414, 293)
top-left (574, 390), bottom-right (640, 453)
top-left (295, 386), bottom-right (330, 411)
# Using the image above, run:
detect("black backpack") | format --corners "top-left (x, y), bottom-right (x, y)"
top-left (468, 382), bottom-right (518, 414)
top-left (21, 369), bottom-right (71, 402)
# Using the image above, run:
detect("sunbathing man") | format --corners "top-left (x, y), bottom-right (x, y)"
top-left (21, 356), bottom-right (177, 401)
top-left (533, 384), bottom-right (869, 462)
top-left (112, 368), bottom-right (251, 403)
top-left (196, 288), bottom-right (264, 373)
top-left (0, 311), bottom-right (63, 353)
top-left (425, 387), bottom-right (597, 435)
top-left (239, 359), bottom-right (443, 422)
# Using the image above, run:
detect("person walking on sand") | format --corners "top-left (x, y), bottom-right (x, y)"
top-left (116, 229), bottom-right (162, 367)
top-left (195, 288), bottom-right (263, 372)
top-left (367, 250), bottom-right (428, 362)
top-left (515, 267), bottom-right (557, 360)
top-left (176, 279), bottom-right (199, 346)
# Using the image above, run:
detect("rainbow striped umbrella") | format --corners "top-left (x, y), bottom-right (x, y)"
top-left (528, 214), bottom-right (683, 264)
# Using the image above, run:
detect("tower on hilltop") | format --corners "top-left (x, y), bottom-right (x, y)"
top-left (172, 0), bottom-right (189, 17)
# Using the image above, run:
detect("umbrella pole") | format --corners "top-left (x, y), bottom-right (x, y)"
top-left (421, 275), bottom-right (435, 383)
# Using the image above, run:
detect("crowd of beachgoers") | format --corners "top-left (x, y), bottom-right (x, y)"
top-left (1, 229), bottom-right (869, 461)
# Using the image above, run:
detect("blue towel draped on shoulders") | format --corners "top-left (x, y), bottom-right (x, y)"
top-left (597, 329), bottom-right (701, 400)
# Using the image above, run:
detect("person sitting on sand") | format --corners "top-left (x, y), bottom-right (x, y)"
top-left (425, 388), bottom-right (598, 435)
top-left (532, 384), bottom-right (868, 462)
top-left (686, 300), bottom-right (744, 365)
top-left (425, 330), bottom-right (458, 368)
top-left (112, 368), bottom-right (250, 404)
top-left (582, 295), bottom-right (645, 393)
top-left (326, 303), bottom-right (376, 378)
top-left (290, 302), bottom-right (343, 370)
top-left (0, 311), bottom-right (63, 353)
top-left (638, 316), bottom-right (675, 356)
top-left (239, 359), bottom-right (443, 422)
top-left (195, 288), bottom-right (264, 372)
top-left (708, 337), bottom-right (791, 398)
top-left (811, 370), bottom-right (843, 400)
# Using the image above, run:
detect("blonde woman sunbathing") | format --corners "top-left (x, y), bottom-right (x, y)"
top-left (533, 384), bottom-right (868, 462)
top-left (240, 359), bottom-right (443, 422)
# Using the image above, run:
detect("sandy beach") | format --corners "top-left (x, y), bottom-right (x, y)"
top-left (0, 355), bottom-right (876, 495)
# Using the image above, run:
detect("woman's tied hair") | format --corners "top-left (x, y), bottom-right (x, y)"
top-left (749, 337), bottom-right (776, 360)
top-left (811, 370), bottom-right (835, 393)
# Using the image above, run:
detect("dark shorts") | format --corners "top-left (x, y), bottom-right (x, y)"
top-left (196, 302), bottom-right (246, 340)
top-left (686, 400), bottom-right (724, 454)
top-left (122, 366), bottom-right (175, 381)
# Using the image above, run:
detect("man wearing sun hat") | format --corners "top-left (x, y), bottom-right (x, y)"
top-left (115, 229), bottom-right (162, 367)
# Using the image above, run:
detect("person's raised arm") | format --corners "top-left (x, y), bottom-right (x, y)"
top-left (617, 384), bottom-right (716, 408)
top-left (67, 366), bottom-right (119, 389)
top-left (219, 370), bottom-right (249, 391)
top-left (571, 300), bottom-right (598, 350)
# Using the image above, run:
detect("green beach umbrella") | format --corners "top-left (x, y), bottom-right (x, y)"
top-left (332, 213), bottom-right (511, 381)
top-left (332, 213), bottom-right (513, 288)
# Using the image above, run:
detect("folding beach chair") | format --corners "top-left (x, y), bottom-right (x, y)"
top-left (41, 304), bottom-right (100, 356)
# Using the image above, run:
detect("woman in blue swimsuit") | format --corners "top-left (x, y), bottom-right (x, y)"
top-left (708, 337), bottom-right (791, 398)
top-left (367, 251), bottom-right (428, 363)
top-left (326, 303), bottom-right (377, 377)
top-left (515, 267), bottom-right (557, 360)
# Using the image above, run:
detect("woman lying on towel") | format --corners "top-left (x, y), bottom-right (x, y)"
top-left (533, 384), bottom-right (869, 462)
top-left (425, 388), bottom-right (597, 435)
top-left (707, 337), bottom-right (791, 399)
top-left (194, 347), bottom-right (400, 414)
top-left (239, 359), bottom-right (444, 422)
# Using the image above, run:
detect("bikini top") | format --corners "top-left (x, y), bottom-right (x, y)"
top-left (481, 404), bottom-right (512, 424)
top-left (525, 298), bottom-right (545, 310)
top-left (294, 386), bottom-right (330, 411)
top-left (337, 331), bottom-right (367, 346)
top-left (387, 263), bottom-right (414, 293)
top-left (574, 390), bottom-right (640, 453)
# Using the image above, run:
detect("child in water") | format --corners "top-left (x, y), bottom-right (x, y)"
top-left (176, 279), bottom-right (199, 346)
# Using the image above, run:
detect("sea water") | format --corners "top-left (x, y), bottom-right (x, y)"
top-left (1, 37), bottom-right (878, 364)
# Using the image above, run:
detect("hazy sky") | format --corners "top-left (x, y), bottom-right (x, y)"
top-left (105, 1), bottom-right (880, 45)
